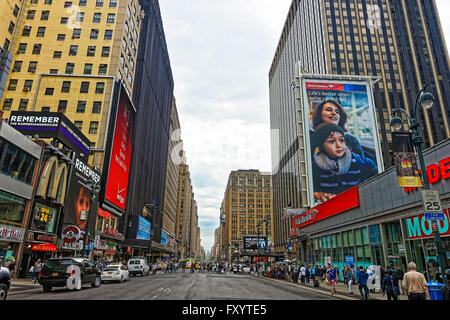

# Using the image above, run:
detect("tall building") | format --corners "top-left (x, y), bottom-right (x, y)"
top-left (0, 0), bottom-right (142, 170)
top-left (161, 97), bottom-right (181, 256)
top-left (221, 170), bottom-right (273, 262)
top-left (175, 163), bottom-right (193, 259)
top-left (269, 0), bottom-right (450, 255)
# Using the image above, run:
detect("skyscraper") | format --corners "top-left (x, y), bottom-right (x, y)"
top-left (269, 0), bottom-right (450, 253)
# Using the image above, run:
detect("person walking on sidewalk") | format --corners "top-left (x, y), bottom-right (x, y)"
top-left (299, 265), bottom-right (306, 284)
top-left (344, 266), bottom-right (354, 294)
top-left (403, 262), bottom-right (430, 300)
top-left (382, 270), bottom-right (400, 301)
top-left (356, 266), bottom-right (369, 300)
top-left (327, 265), bottom-right (337, 295)
top-left (32, 259), bottom-right (42, 284)
top-left (395, 265), bottom-right (406, 295)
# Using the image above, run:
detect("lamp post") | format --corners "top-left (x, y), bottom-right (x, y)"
top-left (390, 84), bottom-right (447, 284)
top-left (82, 179), bottom-right (101, 258)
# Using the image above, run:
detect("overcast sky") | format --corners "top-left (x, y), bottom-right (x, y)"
top-left (158, 0), bottom-right (450, 254)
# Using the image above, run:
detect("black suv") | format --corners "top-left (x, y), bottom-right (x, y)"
top-left (0, 268), bottom-right (11, 300)
top-left (39, 258), bottom-right (101, 292)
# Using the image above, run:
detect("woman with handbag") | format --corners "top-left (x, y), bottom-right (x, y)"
top-left (382, 270), bottom-right (400, 301)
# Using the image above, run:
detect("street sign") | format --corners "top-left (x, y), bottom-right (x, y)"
top-left (421, 190), bottom-right (443, 213)
top-left (425, 213), bottom-right (446, 221)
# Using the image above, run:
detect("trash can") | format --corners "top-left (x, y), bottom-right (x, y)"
top-left (427, 281), bottom-right (443, 300)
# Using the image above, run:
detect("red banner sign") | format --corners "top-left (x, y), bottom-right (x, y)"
top-left (32, 243), bottom-right (57, 252)
top-left (292, 186), bottom-right (360, 229)
top-left (404, 157), bottom-right (450, 193)
top-left (105, 88), bottom-right (135, 211)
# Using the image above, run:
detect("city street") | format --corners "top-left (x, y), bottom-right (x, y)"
top-left (8, 271), bottom-right (340, 300)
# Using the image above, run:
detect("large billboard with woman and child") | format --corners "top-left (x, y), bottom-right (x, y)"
top-left (300, 75), bottom-right (383, 206)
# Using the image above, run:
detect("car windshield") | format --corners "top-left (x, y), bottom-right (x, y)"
top-left (103, 267), bottom-right (119, 272)
top-left (43, 259), bottom-right (73, 272)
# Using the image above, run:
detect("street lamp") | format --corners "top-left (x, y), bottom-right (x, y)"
top-left (82, 178), bottom-right (101, 258)
top-left (390, 84), bottom-right (447, 284)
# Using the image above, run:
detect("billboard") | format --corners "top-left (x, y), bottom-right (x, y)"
top-left (243, 235), bottom-right (267, 250)
top-left (392, 131), bottom-right (422, 187)
top-left (301, 76), bottom-right (383, 206)
top-left (8, 111), bottom-right (91, 156)
top-left (63, 154), bottom-right (101, 239)
top-left (103, 84), bottom-right (135, 212)
top-left (136, 216), bottom-right (151, 240)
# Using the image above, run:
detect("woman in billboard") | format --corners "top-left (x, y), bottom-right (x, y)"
top-left (75, 186), bottom-right (91, 231)
top-left (312, 123), bottom-right (378, 202)
top-left (310, 99), bottom-right (364, 157)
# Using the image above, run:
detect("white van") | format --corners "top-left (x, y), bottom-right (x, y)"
top-left (127, 258), bottom-right (149, 276)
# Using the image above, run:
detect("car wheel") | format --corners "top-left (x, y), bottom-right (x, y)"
top-left (43, 284), bottom-right (52, 292)
top-left (0, 283), bottom-right (8, 300)
top-left (92, 276), bottom-right (101, 288)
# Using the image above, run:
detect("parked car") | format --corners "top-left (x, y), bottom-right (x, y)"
top-left (39, 258), bottom-right (101, 292)
top-left (0, 267), bottom-right (11, 300)
top-left (101, 264), bottom-right (130, 283)
top-left (127, 258), bottom-right (149, 276)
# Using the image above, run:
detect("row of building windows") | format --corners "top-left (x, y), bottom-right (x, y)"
top-left (6, 79), bottom-right (106, 94)
top-left (25, 10), bottom-right (116, 24)
top-left (21, 26), bottom-right (114, 40)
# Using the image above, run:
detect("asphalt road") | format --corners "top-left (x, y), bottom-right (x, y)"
top-left (8, 271), bottom-right (340, 300)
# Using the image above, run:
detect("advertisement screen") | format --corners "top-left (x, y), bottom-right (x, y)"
top-left (302, 78), bottom-right (383, 205)
top-left (104, 86), bottom-right (135, 211)
top-left (136, 216), bottom-right (151, 240)
top-left (243, 235), bottom-right (267, 250)
top-left (63, 154), bottom-right (101, 238)
top-left (392, 132), bottom-right (422, 187)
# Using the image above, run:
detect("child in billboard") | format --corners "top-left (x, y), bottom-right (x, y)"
top-left (312, 122), bottom-right (378, 203)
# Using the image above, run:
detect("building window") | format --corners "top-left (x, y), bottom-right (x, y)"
top-left (61, 17), bottom-right (68, 24)
top-left (80, 82), bottom-right (90, 93)
top-left (45, 88), bottom-right (54, 95)
top-left (89, 121), bottom-right (99, 134)
top-left (26, 10), bottom-right (36, 20)
top-left (90, 29), bottom-right (99, 39)
top-left (65, 63), bottom-right (74, 74)
top-left (109, 0), bottom-right (117, 7)
top-left (98, 64), bottom-right (107, 75)
top-left (13, 5), bottom-right (20, 17)
top-left (107, 13), bottom-right (115, 24)
top-left (104, 30), bottom-right (113, 40)
top-left (17, 43), bottom-right (27, 54)
top-left (79, 0), bottom-right (87, 6)
top-left (58, 100), bottom-right (67, 112)
top-left (64, 2), bottom-right (73, 8)
top-left (53, 51), bottom-right (62, 58)
top-left (57, 34), bottom-right (66, 41)
top-left (32, 44), bottom-right (42, 54)
top-left (18, 99), bottom-right (29, 111)
top-left (74, 121), bottom-right (83, 130)
top-left (23, 80), bottom-right (33, 91)
top-left (36, 27), bottom-right (46, 37)
top-left (76, 12), bottom-right (84, 22)
top-left (72, 28), bottom-right (81, 39)
top-left (69, 45), bottom-right (78, 56)
top-left (76, 101), bottom-right (86, 113)
top-left (28, 61), bottom-right (38, 73)
top-left (8, 79), bottom-right (18, 91)
top-left (41, 10), bottom-right (50, 20)
top-left (45, 0), bottom-right (53, 4)
top-left (92, 101), bottom-right (101, 113)
top-left (93, 13), bottom-right (101, 23)
top-left (61, 81), bottom-right (71, 92)
top-left (22, 26), bottom-right (32, 36)
top-left (84, 63), bottom-right (93, 74)
top-left (101, 46), bottom-right (110, 57)
top-left (8, 22), bottom-right (15, 35)
top-left (41, 107), bottom-right (50, 112)
top-left (95, 82), bottom-right (105, 94)
top-left (49, 69), bottom-right (58, 74)
top-left (12, 61), bottom-right (22, 72)
top-left (96, 0), bottom-right (104, 7)
top-left (87, 46), bottom-right (96, 57)
top-left (0, 143), bottom-right (37, 186)
top-left (3, 98), bottom-right (13, 110)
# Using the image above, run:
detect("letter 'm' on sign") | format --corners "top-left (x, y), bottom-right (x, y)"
top-left (407, 216), bottom-right (421, 238)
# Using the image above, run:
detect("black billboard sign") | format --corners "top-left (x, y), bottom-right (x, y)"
top-left (63, 154), bottom-right (101, 239)
top-left (9, 111), bottom-right (91, 156)
top-left (243, 235), bottom-right (268, 250)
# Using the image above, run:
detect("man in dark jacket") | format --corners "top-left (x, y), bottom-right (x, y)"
top-left (356, 266), bottom-right (369, 300)
top-left (395, 266), bottom-right (405, 295)
top-left (382, 270), bottom-right (400, 301)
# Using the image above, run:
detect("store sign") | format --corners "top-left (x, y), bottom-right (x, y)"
top-left (31, 243), bottom-right (57, 252)
top-left (406, 208), bottom-right (450, 240)
top-left (35, 156), bottom-right (69, 205)
top-left (0, 224), bottom-right (25, 242)
top-left (62, 225), bottom-right (81, 243)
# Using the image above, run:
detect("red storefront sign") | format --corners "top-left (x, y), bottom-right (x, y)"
top-left (305, 82), bottom-right (344, 91)
top-left (292, 186), bottom-right (360, 229)
top-left (32, 243), bottom-right (57, 252)
top-left (98, 208), bottom-right (111, 219)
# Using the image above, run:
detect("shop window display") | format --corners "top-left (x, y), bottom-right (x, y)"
top-left (0, 190), bottom-right (26, 226)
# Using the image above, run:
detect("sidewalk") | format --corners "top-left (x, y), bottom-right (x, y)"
top-left (255, 275), bottom-right (407, 300)
top-left (8, 278), bottom-right (42, 296)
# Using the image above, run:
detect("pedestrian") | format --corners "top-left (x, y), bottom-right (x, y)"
top-left (403, 262), bottom-right (430, 300)
top-left (356, 266), bottom-right (369, 300)
top-left (382, 270), bottom-right (400, 301)
top-left (344, 265), bottom-right (354, 294)
top-left (395, 265), bottom-right (406, 295)
top-left (327, 265), bottom-right (337, 295)
top-left (299, 265), bottom-right (306, 284)
top-left (32, 259), bottom-right (42, 283)
top-left (6, 257), bottom-right (16, 278)
top-left (334, 265), bottom-right (340, 281)
top-left (311, 265), bottom-right (316, 281)
top-left (441, 269), bottom-right (450, 300)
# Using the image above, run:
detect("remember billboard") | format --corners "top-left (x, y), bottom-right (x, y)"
top-left (301, 76), bottom-right (383, 206)
top-left (243, 235), bottom-right (267, 250)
